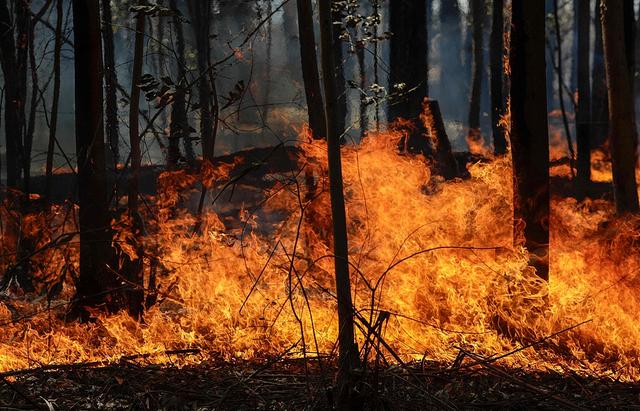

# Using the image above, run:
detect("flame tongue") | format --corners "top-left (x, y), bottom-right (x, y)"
top-left (1, 129), bottom-right (639, 380)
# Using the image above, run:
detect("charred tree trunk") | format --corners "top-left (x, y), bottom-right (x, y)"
top-left (332, 6), bottom-right (346, 139)
top-left (602, 0), bottom-right (640, 213)
top-left (15, 0), bottom-right (30, 192)
top-left (490, 0), bottom-right (506, 154)
top-left (71, 0), bottom-right (118, 315)
top-left (389, 0), bottom-right (428, 153)
top-left (168, 0), bottom-right (187, 168)
top-left (187, 0), bottom-right (214, 163)
top-left (124, 5), bottom-right (147, 319)
top-left (509, 0), bottom-right (550, 281)
top-left (575, 0), bottom-right (591, 198)
top-left (624, 0), bottom-right (635, 92)
top-left (296, 0), bottom-right (327, 139)
top-left (592, 0), bottom-right (609, 149)
top-left (45, 0), bottom-right (64, 200)
top-left (101, 0), bottom-right (120, 170)
top-left (318, 0), bottom-right (359, 407)
top-left (468, 0), bottom-right (484, 145)
top-left (0, 0), bottom-right (23, 190)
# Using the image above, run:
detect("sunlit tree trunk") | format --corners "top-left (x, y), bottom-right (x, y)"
top-left (468, 0), bottom-right (484, 144)
top-left (602, 0), bottom-right (640, 213)
top-left (592, 0), bottom-right (609, 149)
top-left (510, 0), bottom-right (550, 281)
top-left (575, 0), bottom-right (591, 198)
top-left (71, 0), bottom-right (118, 315)
top-left (296, 0), bottom-right (326, 139)
top-left (0, 0), bottom-right (23, 190)
top-left (101, 0), bottom-right (120, 171)
top-left (318, 0), bottom-right (359, 407)
top-left (490, 0), bottom-right (506, 154)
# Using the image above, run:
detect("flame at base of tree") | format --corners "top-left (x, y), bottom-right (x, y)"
top-left (1, 125), bottom-right (640, 381)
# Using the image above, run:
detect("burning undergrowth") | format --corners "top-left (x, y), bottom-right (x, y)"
top-left (1, 129), bottom-right (639, 382)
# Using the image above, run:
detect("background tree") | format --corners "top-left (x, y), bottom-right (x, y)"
top-left (439, 0), bottom-right (464, 120)
top-left (168, 0), bottom-right (190, 168)
top-left (592, 0), bottom-right (609, 149)
top-left (601, 0), bottom-right (640, 213)
top-left (509, 0), bottom-right (550, 281)
top-left (490, 0), bottom-right (506, 154)
top-left (575, 0), bottom-right (591, 198)
top-left (296, 0), bottom-right (327, 139)
top-left (101, 0), bottom-right (120, 170)
top-left (468, 0), bottom-right (484, 144)
top-left (71, 0), bottom-right (118, 315)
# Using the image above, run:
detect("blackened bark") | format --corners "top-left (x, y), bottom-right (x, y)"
top-left (0, 0), bottom-right (23, 189)
top-left (423, 99), bottom-right (458, 180)
top-left (389, 0), bottom-right (428, 121)
top-left (71, 0), bottom-right (118, 313)
top-left (187, 0), bottom-right (214, 163)
top-left (101, 0), bottom-right (120, 169)
top-left (318, 0), bottom-right (359, 406)
top-left (592, 0), bottom-right (609, 148)
top-left (624, 0), bottom-right (635, 91)
top-left (125, 4), bottom-right (146, 319)
top-left (468, 0), bottom-right (484, 144)
top-left (332, 6), bottom-right (346, 138)
top-left (389, 0), bottom-right (428, 153)
top-left (296, 0), bottom-right (327, 139)
top-left (46, 0), bottom-right (63, 199)
top-left (168, 0), bottom-right (187, 168)
top-left (602, 0), bottom-right (640, 213)
top-left (575, 0), bottom-right (591, 198)
top-left (490, 0), bottom-right (506, 154)
top-left (510, 0), bottom-right (550, 281)
top-left (15, 0), bottom-right (29, 190)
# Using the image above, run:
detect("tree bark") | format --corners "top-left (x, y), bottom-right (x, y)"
top-left (468, 0), bottom-right (484, 145)
top-left (124, 4), bottom-right (147, 319)
top-left (490, 0), bottom-right (506, 154)
top-left (575, 0), bottom-right (591, 198)
top-left (332, 6), bottom-right (346, 139)
top-left (601, 0), bottom-right (640, 213)
top-left (101, 0), bottom-right (120, 170)
top-left (71, 0), bottom-right (118, 314)
top-left (168, 0), bottom-right (188, 168)
top-left (45, 0), bottom-right (63, 200)
top-left (0, 0), bottom-right (23, 189)
top-left (592, 0), bottom-right (609, 149)
top-left (509, 0), bottom-right (550, 281)
top-left (15, 0), bottom-right (30, 191)
top-left (187, 0), bottom-right (214, 163)
top-left (296, 0), bottom-right (327, 139)
top-left (318, 0), bottom-right (359, 407)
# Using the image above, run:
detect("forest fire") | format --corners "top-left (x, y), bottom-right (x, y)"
top-left (2, 125), bottom-right (640, 384)
top-left (3, 0), bottom-right (640, 408)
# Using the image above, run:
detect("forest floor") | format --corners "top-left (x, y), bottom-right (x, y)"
top-left (1, 356), bottom-right (638, 410)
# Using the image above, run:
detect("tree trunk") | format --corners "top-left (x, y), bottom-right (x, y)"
top-left (0, 0), bottom-right (23, 189)
top-left (592, 0), bottom-right (609, 149)
top-left (45, 0), bottom-right (64, 200)
top-left (601, 0), bottom-right (640, 213)
top-left (15, 0), bottom-right (30, 191)
top-left (389, 0), bottom-right (428, 153)
top-left (332, 6), bottom-right (346, 139)
top-left (468, 0), bottom-right (484, 145)
top-left (389, 0), bottom-right (428, 121)
top-left (490, 0), bottom-right (506, 154)
top-left (575, 0), bottom-right (591, 198)
top-left (71, 0), bottom-right (118, 315)
top-left (167, 0), bottom-right (187, 168)
top-left (296, 0), bottom-right (327, 139)
top-left (124, 4), bottom-right (147, 319)
top-left (624, 0), bottom-right (635, 91)
top-left (101, 0), bottom-right (120, 170)
top-left (318, 0), bottom-right (359, 407)
top-left (509, 0), bottom-right (550, 281)
top-left (188, 0), bottom-right (214, 163)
